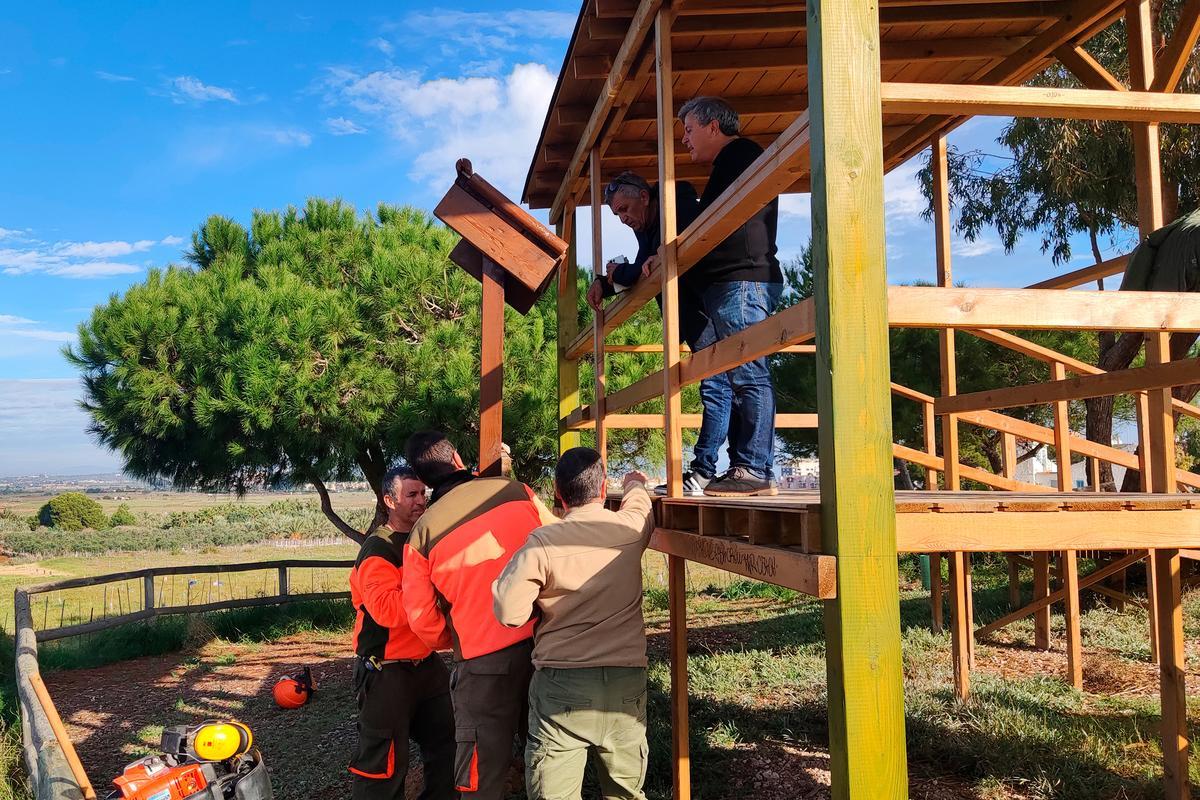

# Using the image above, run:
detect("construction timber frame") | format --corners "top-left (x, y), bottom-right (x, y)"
top-left (523, 1), bottom-right (1200, 798)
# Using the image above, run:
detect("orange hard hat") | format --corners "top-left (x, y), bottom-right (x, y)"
top-left (272, 667), bottom-right (315, 709)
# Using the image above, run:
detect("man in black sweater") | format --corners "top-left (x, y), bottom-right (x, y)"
top-left (586, 172), bottom-right (735, 495)
top-left (676, 95), bottom-right (783, 496)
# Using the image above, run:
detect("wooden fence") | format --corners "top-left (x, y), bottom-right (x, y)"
top-left (13, 558), bottom-right (354, 800)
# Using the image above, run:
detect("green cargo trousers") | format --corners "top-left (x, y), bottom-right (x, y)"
top-left (525, 666), bottom-right (649, 800)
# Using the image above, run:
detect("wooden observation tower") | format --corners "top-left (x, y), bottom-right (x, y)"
top-left (513, 1), bottom-right (1200, 799)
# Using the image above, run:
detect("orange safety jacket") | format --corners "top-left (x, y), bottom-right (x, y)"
top-left (351, 528), bottom-right (450, 661)
top-left (402, 471), bottom-right (554, 661)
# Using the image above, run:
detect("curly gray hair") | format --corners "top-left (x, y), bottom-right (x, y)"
top-left (678, 96), bottom-right (739, 136)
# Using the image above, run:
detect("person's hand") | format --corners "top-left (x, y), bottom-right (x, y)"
top-left (641, 254), bottom-right (660, 277)
top-left (604, 259), bottom-right (621, 279)
top-left (622, 470), bottom-right (650, 491)
top-left (587, 279), bottom-right (604, 311)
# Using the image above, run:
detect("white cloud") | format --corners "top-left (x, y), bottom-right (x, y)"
top-left (96, 70), bottom-right (135, 82)
top-left (883, 160), bottom-right (926, 227)
top-left (394, 9), bottom-right (575, 53)
top-left (263, 127), bottom-right (312, 147)
top-left (953, 236), bottom-right (1002, 258)
top-left (0, 314), bottom-right (35, 325)
top-left (54, 239), bottom-right (155, 258)
top-left (0, 227), bottom-right (21, 239)
top-left (329, 62), bottom-right (556, 199)
top-left (369, 37), bottom-right (394, 56)
top-left (0, 314), bottom-right (75, 343)
top-left (160, 235), bottom-right (185, 246)
top-left (778, 194), bottom-right (811, 220)
top-left (171, 76), bottom-right (238, 103)
top-left (325, 116), bottom-right (366, 136)
top-left (0, 379), bottom-right (123, 476)
top-left (49, 261), bottom-right (141, 278)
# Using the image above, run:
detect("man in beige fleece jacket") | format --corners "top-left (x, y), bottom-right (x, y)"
top-left (492, 447), bottom-right (654, 800)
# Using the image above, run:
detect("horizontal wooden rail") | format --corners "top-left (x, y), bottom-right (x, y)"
top-left (893, 443), bottom-right (1054, 492)
top-left (680, 298), bottom-right (816, 386)
top-left (936, 357), bottom-right (1200, 415)
top-left (605, 343), bottom-right (816, 353)
top-left (895, 511), bottom-right (1200, 552)
top-left (21, 559), bottom-right (352, 595)
top-left (1026, 254), bottom-right (1128, 289)
top-left (887, 286), bottom-right (1200, 331)
top-left (880, 82), bottom-right (1200, 124)
top-left (650, 527), bottom-right (836, 598)
top-left (565, 412), bottom-right (818, 430)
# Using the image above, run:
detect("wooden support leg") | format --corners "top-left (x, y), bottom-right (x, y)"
top-left (479, 258), bottom-right (505, 477)
top-left (810, 0), bottom-right (908, 791)
top-left (1148, 549), bottom-right (1161, 665)
top-left (1007, 555), bottom-right (1021, 610)
top-left (1154, 549), bottom-right (1188, 800)
top-left (556, 214), bottom-right (581, 454)
top-left (668, 554), bottom-right (691, 800)
top-left (965, 553), bottom-right (976, 669)
top-left (1064, 550), bottom-right (1083, 690)
top-left (930, 553), bottom-right (944, 634)
top-left (949, 552), bottom-right (971, 701)
top-left (1033, 552), bottom-right (1051, 649)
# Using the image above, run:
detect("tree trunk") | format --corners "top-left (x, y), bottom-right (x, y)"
top-left (356, 445), bottom-right (390, 537)
top-left (310, 474), bottom-right (367, 544)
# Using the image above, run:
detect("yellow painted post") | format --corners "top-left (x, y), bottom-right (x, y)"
top-left (809, 0), bottom-right (908, 794)
top-left (557, 209), bottom-right (582, 454)
top-left (590, 149), bottom-right (608, 463)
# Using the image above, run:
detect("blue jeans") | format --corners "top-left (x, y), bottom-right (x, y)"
top-left (693, 281), bottom-right (781, 479)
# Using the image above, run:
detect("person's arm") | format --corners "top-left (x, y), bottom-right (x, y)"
top-left (401, 536), bottom-right (452, 650)
top-left (615, 471), bottom-right (654, 538)
top-left (357, 555), bottom-right (408, 629)
top-left (492, 538), bottom-right (547, 628)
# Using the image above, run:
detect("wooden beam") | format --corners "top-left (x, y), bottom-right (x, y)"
top-left (895, 511), bottom-right (1200, 552)
top-left (881, 82), bottom-right (1200, 124)
top-left (935, 356), bottom-right (1200, 415)
top-left (667, 552), bottom-right (691, 800)
top-left (1063, 549), bottom-right (1083, 689)
top-left (887, 286), bottom-right (1200, 332)
top-left (881, 1), bottom-right (1059, 24)
top-left (478, 258), bottom-right (504, 477)
top-left (651, 528), bottom-right (837, 597)
top-left (808, 0), bottom-right (908, 789)
top-left (566, 412), bottom-right (819, 429)
top-left (679, 298), bottom-right (815, 386)
top-left (933, 135), bottom-right (961, 493)
top-left (557, 93), bottom-right (807, 127)
top-left (949, 551), bottom-right (972, 700)
top-left (556, 213), bottom-right (581, 453)
top-left (550, 0), bottom-right (662, 222)
top-left (606, 369), bottom-right (665, 414)
top-left (1024, 253), bottom-right (1128, 288)
top-left (1151, 0), bottom-right (1200, 92)
top-left (590, 150), bottom-right (608, 463)
top-left (605, 342), bottom-right (816, 353)
top-left (673, 10), bottom-right (802, 34)
top-left (893, 443), bottom-right (1056, 492)
top-left (1052, 361), bottom-right (1073, 491)
top-left (1055, 44), bottom-right (1127, 90)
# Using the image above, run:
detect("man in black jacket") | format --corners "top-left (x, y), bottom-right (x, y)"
top-left (586, 171), bottom-right (734, 495)
top-left (676, 95), bottom-right (783, 497)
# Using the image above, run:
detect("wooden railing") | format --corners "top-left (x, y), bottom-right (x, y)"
top-left (13, 559), bottom-right (353, 800)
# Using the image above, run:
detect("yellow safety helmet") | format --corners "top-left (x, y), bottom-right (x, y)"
top-left (189, 721), bottom-right (253, 762)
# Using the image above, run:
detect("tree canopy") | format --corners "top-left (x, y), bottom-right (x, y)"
top-left (68, 199), bottom-right (559, 540)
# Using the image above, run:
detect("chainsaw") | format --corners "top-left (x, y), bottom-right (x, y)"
top-left (108, 721), bottom-right (273, 800)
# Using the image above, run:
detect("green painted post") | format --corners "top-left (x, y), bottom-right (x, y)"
top-left (808, 0), bottom-right (909, 795)
top-left (918, 555), bottom-right (931, 591)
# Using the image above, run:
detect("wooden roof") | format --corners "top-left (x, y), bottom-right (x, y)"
top-left (523, 0), bottom-right (1124, 214)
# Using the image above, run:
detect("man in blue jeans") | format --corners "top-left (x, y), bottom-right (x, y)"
top-left (586, 171), bottom-right (735, 495)
top-left (675, 95), bottom-right (783, 496)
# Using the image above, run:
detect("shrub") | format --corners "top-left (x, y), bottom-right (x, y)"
top-left (37, 492), bottom-right (107, 531)
top-left (109, 504), bottom-right (137, 527)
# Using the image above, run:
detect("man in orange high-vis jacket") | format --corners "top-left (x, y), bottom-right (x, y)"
top-left (349, 465), bottom-right (455, 800)
top-left (402, 431), bottom-right (557, 800)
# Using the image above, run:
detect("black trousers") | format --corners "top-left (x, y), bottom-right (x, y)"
top-left (351, 654), bottom-right (456, 800)
top-left (450, 639), bottom-right (535, 799)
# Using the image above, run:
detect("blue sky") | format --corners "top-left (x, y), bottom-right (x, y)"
top-left (0, 2), bottom-right (1136, 475)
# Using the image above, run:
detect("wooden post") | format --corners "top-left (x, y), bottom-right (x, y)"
top-left (1064, 549), bottom-right (1084, 689)
top-left (278, 566), bottom-right (288, 598)
top-left (1007, 557), bottom-right (1022, 610)
top-left (667, 553), bottom-right (690, 800)
top-left (557, 211), bottom-right (582, 454)
top-left (923, 400), bottom-right (939, 488)
top-left (590, 150), bottom-right (608, 464)
top-left (657, 11), bottom-right (689, 800)
top-left (933, 136), bottom-right (960, 494)
top-left (479, 257), bottom-right (505, 477)
top-left (930, 553), bottom-right (944, 634)
top-left (657, 8), bottom-right (684, 500)
top-left (143, 574), bottom-right (155, 614)
top-left (1033, 552), bottom-right (1051, 649)
top-left (1002, 432), bottom-right (1022, 611)
top-left (949, 551), bottom-right (971, 701)
top-left (809, 0), bottom-right (908, 792)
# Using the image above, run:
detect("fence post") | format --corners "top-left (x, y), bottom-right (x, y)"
top-left (143, 574), bottom-right (155, 614)
top-left (278, 566), bottom-right (289, 598)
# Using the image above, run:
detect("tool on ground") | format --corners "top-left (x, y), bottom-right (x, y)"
top-left (271, 666), bottom-right (315, 709)
top-left (108, 720), bottom-right (273, 800)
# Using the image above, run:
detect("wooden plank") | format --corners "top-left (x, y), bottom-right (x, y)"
top-left (657, 8), bottom-right (684, 502)
top-left (1052, 361), bottom-right (1073, 491)
top-left (590, 151), bottom-right (608, 463)
top-left (557, 213), bottom-right (582, 453)
top-left (566, 411), bottom-right (819, 429)
top-left (1150, 0), bottom-right (1200, 93)
top-left (26, 673), bottom-right (97, 799)
top-left (881, 1), bottom-right (1059, 23)
top-left (1154, 549), bottom-right (1189, 796)
top-left (895, 510), bottom-right (1200, 552)
top-left (949, 551), bottom-right (972, 700)
top-left (667, 553), bottom-right (691, 800)
top-left (434, 188), bottom-right (554, 291)
top-left (887, 286), bottom-right (1200, 332)
top-left (550, 0), bottom-right (663, 222)
top-left (923, 400), bottom-right (940, 488)
top-left (894, 443), bottom-right (1054, 492)
top-left (679, 298), bottom-right (815, 386)
top-left (607, 370), bottom-right (665, 414)
top-left (933, 135), bottom-right (960, 493)
top-left (808, 0), bottom-right (908, 789)
top-left (1063, 550), bottom-right (1083, 689)
top-left (1025, 253), bottom-right (1128, 289)
top-left (930, 553), bottom-right (944, 633)
top-left (479, 258), bottom-right (505, 477)
top-left (935, 356), bottom-right (1200, 415)
top-left (880, 82), bottom-right (1200, 124)
top-left (650, 528), bottom-right (837, 597)
top-left (1055, 44), bottom-right (1126, 91)
top-left (605, 342), bottom-right (816, 353)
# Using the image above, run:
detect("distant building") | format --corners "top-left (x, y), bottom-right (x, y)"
top-left (779, 456), bottom-right (820, 490)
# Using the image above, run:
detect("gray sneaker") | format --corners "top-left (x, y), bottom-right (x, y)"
top-left (703, 467), bottom-right (778, 497)
top-left (654, 472), bottom-right (710, 496)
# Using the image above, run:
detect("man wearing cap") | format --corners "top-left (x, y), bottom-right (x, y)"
top-left (348, 465), bottom-right (455, 800)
